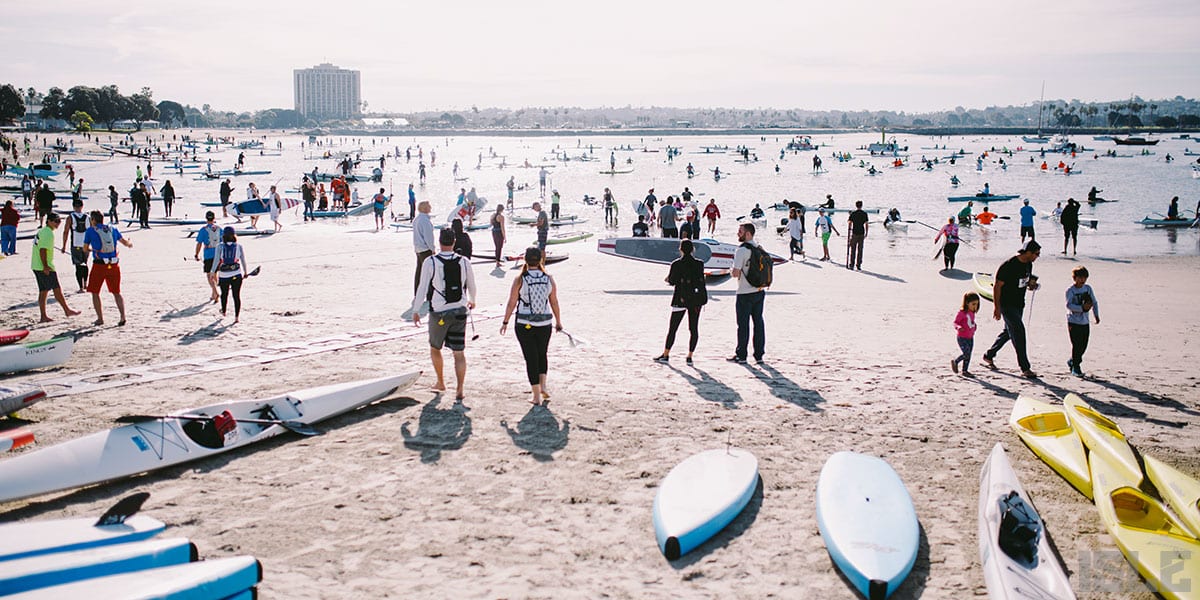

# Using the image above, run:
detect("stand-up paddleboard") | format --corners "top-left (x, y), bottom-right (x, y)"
top-left (1, 428), bottom-right (35, 453)
top-left (974, 272), bottom-right (995, 301)
top-left (0, 373), bottom-right (418, 503)
top-left (653, 448), bottom-right (758, 560)
top-left (345, 200), bottom-right (375, 216)
top-left (599, 168), bottom-right (634, 174)
top-left (229, 197), bottom-right (299, 217)
top-left (816, 452), bottom-right (919, 600)
top-left (1009, 395), bottom-right (1092, 500)
top-left (308, 211), bottom-right (348, 218)
top-left (187, 228), bottom-right (275, 239)
top-left (122, 218), bottom-right (208, 227)
top-left (949, 194), bottom-right (1020, 202)
top-left (511, 212), bottom-right (575, 225)
top-left (598, 237), bottom-right (783, 271)
top-left (5, 555), bottom-right (262, 599)
top-left (0, 384), bottom-right (47, 415)
top-left (546, 231), bottom-right (593, 245)
top-left (978, 443), bottom-right (1076, 600)
top-left (0, 537), bottom-right (197, 595)
top-left (1142, 455), bottom-right (1200, 540)
top-left (447, 197), bottom-right (488, 224)
top-left (0, 330), bottom-right (30, 346)
top-left (0, 494), bottom-right (164, 562)
top-left (1063, 394), bottom-right (1141, 485)
top-left (505, 252), bottom-right (569, 265)
top-left (1090, 446), bottom-right (1200, 600)
top-left (0, 337), bottom-right (74, 375)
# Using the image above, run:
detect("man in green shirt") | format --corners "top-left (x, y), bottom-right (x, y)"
top-left (32, 212), bottom-right (82, 323)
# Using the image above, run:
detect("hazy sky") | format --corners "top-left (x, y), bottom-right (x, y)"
top-left (4, 0), bottom-right (1197, 114)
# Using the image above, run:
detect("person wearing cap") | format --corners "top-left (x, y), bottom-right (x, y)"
top-left (1019, 199), bottom-right (1037, 243)
top-left (412, 201), bottom-right (437, 295)
top-left (194, 211), bottom-right (222, 302)
top-left (211, 226), bottom-right (249, 324)
top-left (813, 207), bottom-right (839, 262)
top-left (413, 228), bottom-right (477, 400)
top-left (32, 212), bottom-right (82, 323)
top-left (501, 247), bottom-right (563, 406)
top-left (60, 198), bottom-right (92, 293)
top-left (981, 240), bottom-right (1042, 378)
top-left (550, 189), bottom-right (561, 220)
top-left (82, 210), bottom-right (133, 326)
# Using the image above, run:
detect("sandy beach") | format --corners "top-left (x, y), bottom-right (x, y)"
top-left (1, 131), bottom-right (1199, 599)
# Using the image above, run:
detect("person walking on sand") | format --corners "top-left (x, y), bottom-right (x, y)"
top-left (301, 176), bottom-right (316, 222)
top-left (107, 185), bottom-right (119, 224)
top-left (653, 239), bottom-right (707, 365)
top-left (407, 183), bottom-right (417, 220)
top-left (219, 178), bottom-right (233, 218)
top-left (951, 292), bottom-right (980, 377)
top-left (729, 223), bottom-right (768, 364)
top-left (846, 200), bottom-right (869, 270)
top-left (413, 229), bottom-right (477, 400)
top-left (532, 201), bottom-right (550, 251)
top-left (550, 189), bottom-right (561, 220)
top-left (372, 187), bottom-right (390, 231)
top-left (787, 205), bottom-right (806, 260)
top-left (61, 198), bottom-right (91, 293)
top-left (194, 211), bottom-right (222, 303)
top-left (603, 187), bottom-right (617, 226)
top-left (0, 200), bottom-right (18, 256)
top-left (451, 218), bottom-right (473, 258)
top-left (506, 176), bottom-right (516, 210)
top-left (703, 198), bottom-right (721, 235)
top-left (981, 240), bottom-right (1041, 378)
top-left (813, 207), bottom-right (839, 261)
top-left (160, 180), bottom-right (176, 218)
top-left (1060, 197), bottom-right (1080, 255)
top-left (1019, 199), bottom-right (1036, 243)
top-left (211, 226), bottom-right (250, 324)
top-left (412, 201), bottom-right (437, 297)
top-left (32, 212), bottom-right (82, 322)
top-left (490, 204), bottom-right (507, 267)
top-left (934, 216), bottom-right (960, 271)
top-left (1065, 266), bottom-right (1100, 377)
top-left (501, 247), bottom-right (563, 406)
top-left (267, 185), bottom-right (283, 233)
top-left (659, 197), bottom-right (679, 238)
top-left (82, 210), bottom-right (133, 326)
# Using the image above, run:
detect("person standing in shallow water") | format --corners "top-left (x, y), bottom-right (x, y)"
top-left (501, 247), bottom-right (564, 406)
top-left (653, 239), bottom-right (707, 365)
top-left (934, 216), bottom-right (960, 271)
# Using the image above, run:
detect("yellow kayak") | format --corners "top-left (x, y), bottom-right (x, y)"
top-left (1009, 395), bottom-right (1092, 500)
top-left (973, 272), bottom-right (994, 302)
top-left (1090, 453), bottom-right (1200, 600)
top-left (1143, 455), bottom-right (1200, 540)
top-left (1063, 394), bottom-right (1142, 486)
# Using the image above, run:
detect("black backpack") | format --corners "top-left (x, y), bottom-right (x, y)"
top-left (997, 491), bottom-right (1042, 564)
top-left (429, 255), bottom-right (463, 304)
top-left (741, 242), bottom-right (773, 288)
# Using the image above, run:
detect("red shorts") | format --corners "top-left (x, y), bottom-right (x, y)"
top-left (87, 262), bottom-right (122, 294)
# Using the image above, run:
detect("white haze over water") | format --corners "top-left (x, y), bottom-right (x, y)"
top-left (2, 0), bottom-right (1198, 113)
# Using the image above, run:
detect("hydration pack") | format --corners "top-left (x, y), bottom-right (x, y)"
top-left (429, 255), bottom-right (463, 304)
top-left (997, 491), bottom-right (1042, 564)
top-left (741, 242), bottom-right (773, 288)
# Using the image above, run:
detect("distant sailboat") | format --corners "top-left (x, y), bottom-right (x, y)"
top-left (1022, 83), bottom-right (1050, 144)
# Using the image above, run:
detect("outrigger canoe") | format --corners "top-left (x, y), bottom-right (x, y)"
top-left (0, 373), bottom-right (419, 503)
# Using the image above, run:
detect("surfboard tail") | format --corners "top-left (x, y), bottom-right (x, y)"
top-left (869, 579), bottom-right (888, 600)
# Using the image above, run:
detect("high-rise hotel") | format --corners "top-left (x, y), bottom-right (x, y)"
top-left (293, 63), bottom-right (361, 120)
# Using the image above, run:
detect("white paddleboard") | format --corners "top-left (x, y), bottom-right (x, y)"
top-left (0, 537), bottom-right (196, 595)
top-left (0, 515), bottom-right (166, 562)
top-left (4, 555), bottom-right (261, 600)
top-left (653, 448), bottom-right (758, 559)
top-left (816, 451), bottom-right (919, 600)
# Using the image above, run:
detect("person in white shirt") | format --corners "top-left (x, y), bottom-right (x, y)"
top-left (412, 201), bottom-right (436, 293)
top-left (412, 229), bottom-right (477, 400)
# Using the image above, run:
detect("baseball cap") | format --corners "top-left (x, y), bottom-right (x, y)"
top-left (1020, 240), bottom-right (1041, 254)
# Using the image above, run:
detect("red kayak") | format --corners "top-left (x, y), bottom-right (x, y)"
top-left (0, 330), bottom-right (30, 346)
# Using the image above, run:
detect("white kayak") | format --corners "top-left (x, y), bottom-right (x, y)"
top-left (4, 555), bottom-right (261, 600)
top-left (0, 537), bottom-right (196, 595)
top-left (0, 494), bottom-right (165, 562)
top-left (978, 443), bottom-right (1076, 600)
top-left (0, 384), bottom-right (47, 416)
top-left (653, 448), bottom-right (758, 560)
top-left (0, 337), bottom-right (74, 375)
top-left (0, 373), bottom-right (419, 503)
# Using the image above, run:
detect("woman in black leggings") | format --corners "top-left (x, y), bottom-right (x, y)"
top-left (654, 239), bottom-right (708, 365)
top-left (210, 226), bottom-right (249, 324)
top-left (501, 248), bottom-right (563, 406)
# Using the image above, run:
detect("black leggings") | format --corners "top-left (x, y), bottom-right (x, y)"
top-left (515, 323), bottom-right (552, 385)
top-left (943, 242), bottom-right (959, 269)
top-left (665, 306), bottom-right (701, 352)
top-left (218, 275), bottom-right (243, 317)
top-left (492, 229), bottom-right (504, 262)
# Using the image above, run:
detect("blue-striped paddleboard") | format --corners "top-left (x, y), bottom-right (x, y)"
top-left (0, 515), bottom-right (165, 563)
top-left (0, 537), bottom-right (196, 595)
top-left (653, 448), bottom-right (759, 560)
top-left (816, 451), bottom-right (919, 600)
top-left (3, 555), bottom-right (261, 599)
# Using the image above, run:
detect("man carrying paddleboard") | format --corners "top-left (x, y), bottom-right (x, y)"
top-left (981, 240), bottom-right (1041, 378)
top-left (412, 228), bottom-right (477, 400)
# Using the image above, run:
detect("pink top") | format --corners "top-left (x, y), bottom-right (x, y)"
top-left (954, 309), bottom-right (976, 339)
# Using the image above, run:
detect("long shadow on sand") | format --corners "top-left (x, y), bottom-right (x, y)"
top-left (668, 476), bottom-right (764, 569)
top-left (160, 301), bottom-right (211, 322)
top-left (743, 363), bottom-right (825, 412)
top-left (938, 268), bottom-right (972, 281)
top-left (853, 269), bottom-right (906, 283)
top-left (501, 404), bottom-right (570, 462)
top-left (178, 320), bottom-right (230, 345)
top-left (1083, 376), bottom-right (1199, 418)
top-left (604, 290), bottom-right (800, 297)
top-left (401, 394), bottom-right (472, 463)
top-left (668, 365), bottom-right (742, 407)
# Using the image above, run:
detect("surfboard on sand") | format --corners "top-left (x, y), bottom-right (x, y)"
top-left (599, 169), bottom-right (634, 174)
top-left (817, 451), bottom-right (919, 600)
top-left (653, 448), bottom-right (758, 560)
top-left (597, 237), bottom-right (785, 271)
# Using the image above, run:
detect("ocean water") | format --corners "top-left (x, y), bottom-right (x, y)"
top-left (54, 131), bottom-right (1200, 259)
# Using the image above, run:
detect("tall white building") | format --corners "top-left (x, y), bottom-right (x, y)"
top-left (293, 63), bottom-right (361, 120)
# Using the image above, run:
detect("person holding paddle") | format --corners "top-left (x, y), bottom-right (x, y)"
top-left (501, 247), bottom-right (563, 406)
top-left (211, 226), bottom-right (250, 324)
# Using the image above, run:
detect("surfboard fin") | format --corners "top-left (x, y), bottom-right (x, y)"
top-left (95, 492), bottom-right (151, 526)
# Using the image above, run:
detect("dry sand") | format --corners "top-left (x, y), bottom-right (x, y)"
top-left (1, 136), bottom-right (1199, 599)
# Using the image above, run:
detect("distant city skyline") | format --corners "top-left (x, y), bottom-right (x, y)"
top-left (3, 1), bottom-right (1198, 115)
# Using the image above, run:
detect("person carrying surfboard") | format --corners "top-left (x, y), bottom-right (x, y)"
top-left (413, 228), bottom-right (477, 401)
top-left (981, 240), bottom-right (1041, 378)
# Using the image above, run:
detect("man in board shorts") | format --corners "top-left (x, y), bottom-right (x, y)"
top-left (412, 229), bottom-right (477, 400)
top-left (83, 210), bottom-right (134, 326)
top-left (194, 211), bottom-right (221, 302)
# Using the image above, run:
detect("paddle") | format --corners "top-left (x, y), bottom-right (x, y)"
top-left (95, 492), bottom-right (151, 526)
top-left (116, 413), bottom-right (318, 436)
top-left (559, 329), bottom-right (588, 348)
